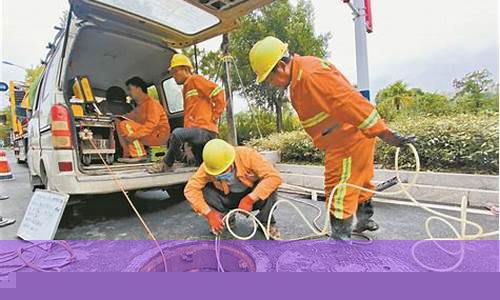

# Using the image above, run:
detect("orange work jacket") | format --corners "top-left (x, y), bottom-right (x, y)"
top-left (289, 55), bottom-right (389, 150)
top-left (183, 75), bottom-right (226, 133)
top-left (124, 96), bottom-right (170, 140)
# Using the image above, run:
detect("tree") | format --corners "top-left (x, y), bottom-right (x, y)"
top-left (453, 69), bottom-right (496, 112)
top-left (0, 107), bottom-right (12, 144)
top-left (200, 0), bottom-right (330, 132)
top-left (376, 81), bottom-right (454, 120)
top-left (412, 92), bottom-right (451, 116)
top-left (375, 81), bottom-right (415, 120)
top-left (25, 65), bottom-right (44, 86)
top-left (376, 81), bottom-right (413, 111)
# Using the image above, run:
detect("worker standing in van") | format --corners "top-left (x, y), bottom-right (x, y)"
top-left (184, 139), bottom-right (282, 239)
top-left (147, 54), bottom-right (226, 173)
top-left (116, 77), bottom-right (170, 163)
top-left (248, 37), bottom-right (416, 240)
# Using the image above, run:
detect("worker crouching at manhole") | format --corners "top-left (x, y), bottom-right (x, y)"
top-left (116, 77), bottom-right (171, 163)
top-left (184, 139), bottom-right (283, 240)
top-left (148, 54), bottom-right (226, 173)
top-left (249, 37), bottom-right (416, 240)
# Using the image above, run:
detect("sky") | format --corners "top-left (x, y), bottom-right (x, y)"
top-left (1, 0), bottom-right (499, 110)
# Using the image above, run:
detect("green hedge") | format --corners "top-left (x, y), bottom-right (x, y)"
top-left (248, 113), bottom-right (499, 175)
top-left (219, 109), bottom-right (302, 143)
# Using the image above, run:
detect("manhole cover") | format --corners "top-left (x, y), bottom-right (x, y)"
top-left (275, 242), bottom-right (417, 272)
top-left (125, 241), bottom-right (271, 272)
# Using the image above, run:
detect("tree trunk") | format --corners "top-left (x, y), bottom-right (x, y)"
top-left (275, 99), bottom-right (283, 133)
top-left (221, 34), bottom-right (238, 145)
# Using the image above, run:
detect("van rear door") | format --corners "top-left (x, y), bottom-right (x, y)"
top-left (70, 0), bottom-right (274, 48)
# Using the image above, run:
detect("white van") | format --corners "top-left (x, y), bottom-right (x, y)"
top-left (27, 0), bottom-right (271, 196)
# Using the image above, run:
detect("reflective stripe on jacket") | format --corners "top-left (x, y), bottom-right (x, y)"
top-left (183, 75), bottom-right (226, 133)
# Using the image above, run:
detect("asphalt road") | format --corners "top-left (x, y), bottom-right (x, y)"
top-left (1, 149), bottom-right (498, 241)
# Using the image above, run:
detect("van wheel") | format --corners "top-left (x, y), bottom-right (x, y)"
top-left (29, 174), bottom-right (45, 191)
top-left (38, 163), bottom-right (49, 190)
top-left (165, 184), bottom-right (186, 201)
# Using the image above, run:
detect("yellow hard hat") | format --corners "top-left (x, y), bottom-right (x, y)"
top-left (203, 139), bottom-right (236, 176)
top-left (249, 36), bottom-right (288, 83)
top-left (169, 53), bottom-right (193, 70)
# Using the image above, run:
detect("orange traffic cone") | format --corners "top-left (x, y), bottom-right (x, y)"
top-left (0, 150), bottom-right (13, 181)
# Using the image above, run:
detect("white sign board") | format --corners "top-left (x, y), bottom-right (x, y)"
top-left (17, 190), bottom-right (69, 240)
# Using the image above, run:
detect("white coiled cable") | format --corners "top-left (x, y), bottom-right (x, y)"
top-left (215, 144), bottom-right (499, 272)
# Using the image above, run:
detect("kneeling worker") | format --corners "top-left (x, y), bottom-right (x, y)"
top-left (184, 139), bottom-right (282, 239)
top-left (116, 77), bottom-right (170, 163)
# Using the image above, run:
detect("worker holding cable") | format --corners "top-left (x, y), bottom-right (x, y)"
top-left (249, 36), bottom-right (415, 240)
top-left (148, 54), bottom-right (226, 173)
top-left (184, 139), bottom-right (283, 239)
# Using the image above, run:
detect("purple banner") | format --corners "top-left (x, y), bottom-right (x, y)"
top-left (0, 240), bottom-right (498, 276)
top-left (1, 240), bottom-right (499, 299)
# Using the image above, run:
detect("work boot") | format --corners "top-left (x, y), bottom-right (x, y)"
top-left (118, 156), bottom-right (148, 164)
top-left (330, 216), bottom-right (353, 240)
top-left (353, 200), bottom-right (379, 233)
top-left (146, 159), bottom-right (173, 174)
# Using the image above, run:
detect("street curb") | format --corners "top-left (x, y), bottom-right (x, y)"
top-left (278, 164), bottom-right (499, 208)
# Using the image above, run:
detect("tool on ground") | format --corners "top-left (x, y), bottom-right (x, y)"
top-left (375, 176), bottom-right (399, 192)
top-left (215, 144), bottom-right (499, 272)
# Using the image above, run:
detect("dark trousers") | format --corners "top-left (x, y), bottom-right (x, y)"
top-left (165, 128), bottom-right (216, 166)
top-left (203, 184), bottom-right (277, 224)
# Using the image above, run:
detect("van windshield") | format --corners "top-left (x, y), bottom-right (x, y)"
top-left (94, 0), bottom-right (220, 35)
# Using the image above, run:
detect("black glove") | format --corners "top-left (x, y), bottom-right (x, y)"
top-left (379, 130), bottom-right (417, 147)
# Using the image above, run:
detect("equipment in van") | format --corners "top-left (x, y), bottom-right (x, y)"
top-left (69, 97), bottom-right (84, 118)
top-left (70, 76), bottom-right (116, 166)
top-left (78, 124), bottom-right (115, 166)
top-left (72, 76), bottom-right (103, 116)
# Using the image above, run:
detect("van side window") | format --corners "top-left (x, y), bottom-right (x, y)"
top-left (38, 45), bottom-right (62, 127)
top-left (162, 78), bottom-right (183, 113)
top-left (32, 73), bottom-right (46, 111)
top-left (41, 51), bottom-right (61, 102)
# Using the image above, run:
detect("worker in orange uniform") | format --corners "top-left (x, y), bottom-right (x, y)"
top-left (249, 37), bottom-right (416, 240)
top-left (184, 139), bottom-right (283, 239)
top-left (116, 77), bottom-right (170, 163)
top-left (147, 54), bottom-right (226, 173)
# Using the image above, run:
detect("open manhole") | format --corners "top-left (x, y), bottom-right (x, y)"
top-left (125, 241), bottom-right (271, 272)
